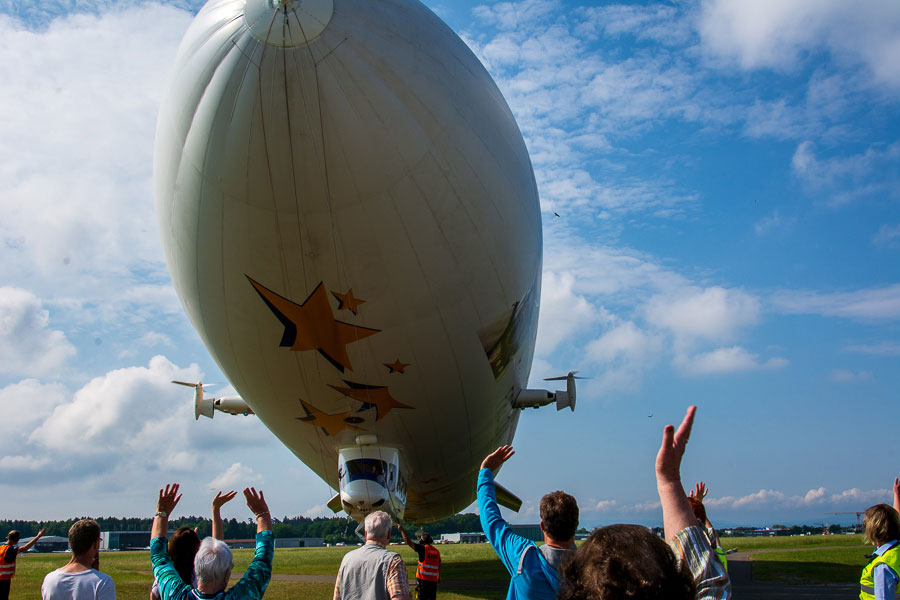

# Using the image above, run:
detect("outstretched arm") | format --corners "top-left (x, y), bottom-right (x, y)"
top-left (397, 524), bottom-right (415, 549)
top-left (244, 487), bottom-right (272, 534)
top-left (211, 490), bottom-right (237, 540)
top-left (18, 528), bottom-right (45, 553)
top-left (656, 406), bottom-right (700, 541)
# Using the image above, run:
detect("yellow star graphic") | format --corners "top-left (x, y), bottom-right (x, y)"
top-left (331, 288), bottom-right (366, 315)
top-left (329, 381), bottom-right (413, 421)
top-left (296, 400), bottom-right (363, 437)
top-left (384, 360), bottom-right (410, 374)
top-left (247, 276), bottom-right (380, 372)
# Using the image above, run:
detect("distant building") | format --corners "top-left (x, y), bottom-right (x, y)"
top-left (274, 538), bottom-right (324, 548)
top-left (101, 531), bottom-right (159, 551)
top-left (228, 537), bottom-right (324, 549)
top-left (509, 524), bottom-right (542, 542)
top-left (439, 532), bottom-right (486, 544)
top-left (21, 535), bottom-right (69, 553)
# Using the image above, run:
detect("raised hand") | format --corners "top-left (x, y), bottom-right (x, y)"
top-left (213, 490), bottom-right (237, 510)
top-left (244, 487), bottom-right (268, 515)
top-left (481, 445), bottom-right (515, 472)
top-left (692, 481), bottom-right (708, 501)
top-left (655, 406), bottom-right (696, 485)
top-left (157, 483), bottom-right (182, 515)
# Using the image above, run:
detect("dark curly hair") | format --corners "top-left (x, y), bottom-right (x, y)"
top-left (558, 524), bottom-right (695, 600)
top-left (540, 490), bottom-right (579, 541)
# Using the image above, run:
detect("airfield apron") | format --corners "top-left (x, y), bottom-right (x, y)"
top-left (860, 541), bottom-right (900, 600)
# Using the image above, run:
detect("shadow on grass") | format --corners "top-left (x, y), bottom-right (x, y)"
top-left (751, 559), bottom-right (862, 585)
top-left (439, 558), bottom-right (510, 600)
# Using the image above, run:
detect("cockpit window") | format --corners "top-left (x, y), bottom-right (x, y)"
top-left (346, 458), bottom-right (388, 486)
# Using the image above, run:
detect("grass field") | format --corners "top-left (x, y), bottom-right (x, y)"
top-left (7, 534), bottom-right (875, 598)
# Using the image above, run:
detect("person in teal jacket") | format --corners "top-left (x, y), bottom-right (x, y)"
top-left (477, 446), bottom-right (578, 600)
top-left (150, 483), bottom-right (274, 600)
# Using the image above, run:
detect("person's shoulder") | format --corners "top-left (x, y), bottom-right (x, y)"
top-left (92, 569), bottom-right (114, 583)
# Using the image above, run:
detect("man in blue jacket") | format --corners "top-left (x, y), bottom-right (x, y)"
top-left (477, 446), bottom-right (578, 600)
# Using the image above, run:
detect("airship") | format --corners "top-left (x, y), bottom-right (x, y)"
top-left (154, 0), bottom-right (575, 523)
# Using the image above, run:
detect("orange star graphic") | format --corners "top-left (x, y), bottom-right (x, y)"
top-left (297, 400), bottom-right (363, 437)
top-left (329, 381), bottom-right (413, 421)
top-left (247, 276), bottom-right (380, 372)
top-left (384, 360), bottom-right (410, 374)
top-left (332, 288), bottom-right (366, 315)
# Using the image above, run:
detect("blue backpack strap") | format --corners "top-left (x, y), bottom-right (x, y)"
top-left (517, 543), bottom-right (536, 575)
top-left (516, 544), bottom-right (561, 590)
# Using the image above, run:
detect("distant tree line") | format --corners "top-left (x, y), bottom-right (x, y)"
top-left (0, 512), bottom-right (485, 545)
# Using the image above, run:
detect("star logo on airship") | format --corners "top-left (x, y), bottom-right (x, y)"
top-left (332, 288), bottom-right (366, 315)
top-left (297, 400), bottom-right (363, 437)
top-left (329, 381), bottom-right (413, 420)
top-left (384, 360), bottom-right (409, 374)
top-left (247, 276), bottom-right (380, 372)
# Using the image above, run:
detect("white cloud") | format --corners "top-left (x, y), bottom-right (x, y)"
top-left (791, 141), bottom-right (900, 205)
top-left (873, 224), bottom-right (900, 247)
top-left (30, 355), bottom-right (201, 455)
top-left (535, 271), bottom-right (599, 356)
top-left (302, 503), bottom-right (332, 519)
top-left (208, 463), bottom-right (262, 490)
top-left (754, 210), bottom-right (795, 236)
top-left (588, 499), bottom-right (617, 512)
top-left (0, 378), bottom-right (69, 432)
top-left (771, 285), bottom-right (900, 320)
top-left (705, 486), bottom-right (888, 510)
top-left (681, 346), bottom-right (788, 375)
top-left (645, 286), bottom-right (760, 343)
top-left (0, 287), bottom-right (76, 377)
top-left (0, 455), bottom-right (51, 471)
top-left (0, 5), bottom-right (190, 305)
top-left (587, 321), bottom-right (661, 364)
top-left (845, 341), bottom-right (900, 356)
top-left (829, 369), bottom-right (873, 382)
top-left (698, 0), bottom-right (900, 90)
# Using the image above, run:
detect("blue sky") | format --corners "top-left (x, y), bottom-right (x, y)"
top-left (0, 0), bottom-right (898, 528)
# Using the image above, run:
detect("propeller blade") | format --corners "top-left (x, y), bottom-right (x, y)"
top-left (172, 380), bottom-right (200, 388)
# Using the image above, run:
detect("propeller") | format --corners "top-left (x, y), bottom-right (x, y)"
top-left (543, 371), bottom-right (589, 381)
top-left (542, 371), bottom-right (588, 412)
top-left (172, 380), bottom-right (214, 419)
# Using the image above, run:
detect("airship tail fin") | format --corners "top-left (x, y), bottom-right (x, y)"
top-left (493, 481), bottom-right (523, 512)
top-left (327, 493), bottom-right (342, 514)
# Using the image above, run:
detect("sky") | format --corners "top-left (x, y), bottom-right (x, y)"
top-left (0, 0), bottom-right (898, 529)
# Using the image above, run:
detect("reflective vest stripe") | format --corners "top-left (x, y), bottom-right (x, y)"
top-left (858, 585), bottom-right (900, 598)
top-left (0, 544), bottom-right (15, 580)
top-left (416, 545), bottom-right (440, 582)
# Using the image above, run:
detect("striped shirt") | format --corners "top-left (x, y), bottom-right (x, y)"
top-left (670, 526), bottom-right (731, 599)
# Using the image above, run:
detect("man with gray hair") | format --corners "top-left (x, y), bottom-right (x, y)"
top-left (150, 483), bottom-right (274, 600)
top-left (334, 511), bottom-right (412, 600)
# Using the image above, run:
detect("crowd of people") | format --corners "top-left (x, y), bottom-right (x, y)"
top-left (3, 405), bottom-right (899, 599)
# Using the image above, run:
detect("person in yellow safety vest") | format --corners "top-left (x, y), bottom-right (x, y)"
top-left (860, 503), bottom-right (900, 600)
top-left (397, 524), bottom-right (440, 600)
top-left (688, 482), bottom-right (727, 571)
top-left (0, 528), bottom-right (46, 600)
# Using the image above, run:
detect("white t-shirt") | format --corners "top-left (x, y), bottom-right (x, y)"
top-left (41, 568), bottom-right (116, 600)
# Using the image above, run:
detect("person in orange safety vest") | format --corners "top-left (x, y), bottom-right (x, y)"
top-left (398, 524), bottom-right (440, 600)
top-left (1, 528), bottom-right (45, 600)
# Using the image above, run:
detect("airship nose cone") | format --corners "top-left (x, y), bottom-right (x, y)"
top-left (244, 0), bottom-right (334, 47)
